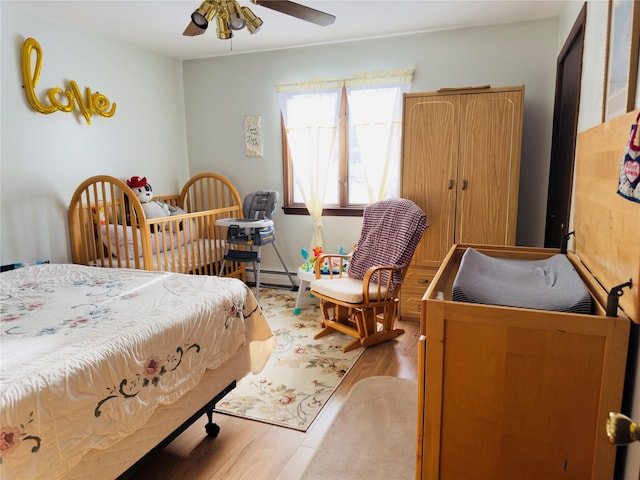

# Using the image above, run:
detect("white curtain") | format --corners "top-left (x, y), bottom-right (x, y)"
top-left (276, 69), bottom-right (413, 248)
top-left (345, 69), bottom-right (414, 203)
top-left (277, 79), bottom-right (342, 248)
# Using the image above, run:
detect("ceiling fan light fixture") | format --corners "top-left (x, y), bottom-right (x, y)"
top-left (241, 6), bottom-right (263, 34)
top-left (191, 1), bottom-right (217, 29)
top-left (215, 13), bottom-right (233, 40)
top-left (227, 1), bottom-right (247, 30)
top-left (185, 0), bottom-right (333, 42)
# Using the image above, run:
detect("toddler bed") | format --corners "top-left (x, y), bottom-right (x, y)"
top-left (68, 173), bottom-right (246, 280)
top-left (0, 263), bottom-right (274, 480)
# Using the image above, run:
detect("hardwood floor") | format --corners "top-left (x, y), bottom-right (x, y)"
top-left (128, 313), bottom-right (420, 480)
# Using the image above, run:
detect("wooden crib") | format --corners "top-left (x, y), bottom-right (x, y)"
top-left (68, 172), bottom-right (246, 280)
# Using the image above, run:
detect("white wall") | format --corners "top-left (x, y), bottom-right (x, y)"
top-left (0, 4), bottom-right (189, 265)
top-left (183, 18), bottom-right (560, 277)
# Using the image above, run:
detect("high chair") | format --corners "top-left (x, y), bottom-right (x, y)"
top-left (217, 190), bottom-right (294, 300)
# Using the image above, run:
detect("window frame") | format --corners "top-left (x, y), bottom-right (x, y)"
top-left (281, 86), bottom-right (365, 217)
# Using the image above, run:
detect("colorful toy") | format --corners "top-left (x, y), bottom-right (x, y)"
top-left (301, 248), bottom-right (311, 271)
top-left (312, 246), bottom-right (324, 259)
top-left (300, 246), bottom-right (323, 272)
top-left (300, 245), bottom-right (347, 274)
top-left (295, 246), bottom-right (350, 314)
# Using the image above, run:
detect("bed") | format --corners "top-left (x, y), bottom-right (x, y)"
top-left (416, 110), bottom-right (640, 479)
top-left (0, 263), bottom-right (274, 480)
top-left (68, 173), bottom-right (246, 281)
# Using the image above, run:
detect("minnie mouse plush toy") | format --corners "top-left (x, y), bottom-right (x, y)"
top-left (126, 176), bottom-right (172, 220)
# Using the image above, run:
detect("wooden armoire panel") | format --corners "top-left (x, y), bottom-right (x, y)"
top-left (456, 91), bottom-right (523, 246)
top-left (401, 95), bottom-right (458, 270)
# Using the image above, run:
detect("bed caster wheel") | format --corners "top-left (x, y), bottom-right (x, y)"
top-left (205, 422), bottom-right (220, 437)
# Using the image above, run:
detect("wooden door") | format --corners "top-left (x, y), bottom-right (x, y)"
top-left (401, 94), bottom-right (458, 269)
top-left (455, 89), bottom-right (523, 246)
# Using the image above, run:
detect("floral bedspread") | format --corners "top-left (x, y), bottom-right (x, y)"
top-left (0, 264), bottom-right (273, 480)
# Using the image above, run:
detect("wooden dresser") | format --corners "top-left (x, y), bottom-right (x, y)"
top-left (416, 110), bottom-right (640, 479)
top-left (400, 86), bottom-right (524, 320)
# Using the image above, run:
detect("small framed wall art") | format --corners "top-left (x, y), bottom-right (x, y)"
top-left (244, 115), bottom-right (263, 157)
top-left (602, 0), bottom-right (640, 122)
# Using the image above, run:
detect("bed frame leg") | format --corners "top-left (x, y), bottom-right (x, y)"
top-left (204, 380), bottom-right (238, 437)
top-left (115, 380), bottom-right (237, 479)
top-left (205, 409), bottom-right (221, 437)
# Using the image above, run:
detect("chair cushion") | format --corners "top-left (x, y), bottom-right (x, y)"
top-left (311, 277), bottom-right (388, 304)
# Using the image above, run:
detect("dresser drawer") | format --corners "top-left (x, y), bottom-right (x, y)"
top-left (400, 267), bottom-right (436, 320)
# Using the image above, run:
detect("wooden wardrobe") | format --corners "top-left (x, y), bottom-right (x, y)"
top-left (399, 86), bottom-right (524, 320)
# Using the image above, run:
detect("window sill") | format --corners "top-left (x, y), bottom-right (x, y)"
top-left (282, 206), bottom-right (364, 217)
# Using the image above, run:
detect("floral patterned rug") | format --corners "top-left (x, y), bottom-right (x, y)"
top-left (214, 287), bottom-right (365, 432)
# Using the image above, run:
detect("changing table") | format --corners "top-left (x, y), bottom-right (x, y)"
top-left (416, 110), bottom-right (640, 479)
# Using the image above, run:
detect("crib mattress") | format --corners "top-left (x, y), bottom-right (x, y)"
top-left (452, 247), bottom-right (592, 313)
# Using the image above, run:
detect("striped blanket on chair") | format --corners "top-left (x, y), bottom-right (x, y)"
top-left (347, 198), bottom-right (427, 291)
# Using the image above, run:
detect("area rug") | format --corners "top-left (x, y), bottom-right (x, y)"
top-left (300, 376), bottom-right (417, 480)
top-left (214, 287), bottom-right (365, 432)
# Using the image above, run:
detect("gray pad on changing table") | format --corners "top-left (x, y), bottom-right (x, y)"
top-left (452, 247), bottom-right (592, 313)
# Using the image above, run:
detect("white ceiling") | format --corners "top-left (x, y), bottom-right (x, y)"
top-left (8, 0), bottom-right (569, 61)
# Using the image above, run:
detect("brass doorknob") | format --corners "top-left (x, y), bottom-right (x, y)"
top-left (606, 412), bottom-right (639, 445)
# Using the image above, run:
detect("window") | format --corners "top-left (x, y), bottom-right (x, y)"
top-left (277, 70), bottom-right (413, 221)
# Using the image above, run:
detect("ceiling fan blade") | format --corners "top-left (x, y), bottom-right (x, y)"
top-left (183, 21), bottom-right (206, 37)
top-left (252, 0), bottom-right (335, 26)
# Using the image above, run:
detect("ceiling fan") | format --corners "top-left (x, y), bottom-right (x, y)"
top-left (183, 0), bottom-right (336, 40)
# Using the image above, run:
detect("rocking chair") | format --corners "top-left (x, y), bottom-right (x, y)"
top-left (310, 198), bottom-right (428, 352)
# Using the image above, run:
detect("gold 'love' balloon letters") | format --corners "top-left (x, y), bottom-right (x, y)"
top-left (21, 37), bottom-right (116, 126)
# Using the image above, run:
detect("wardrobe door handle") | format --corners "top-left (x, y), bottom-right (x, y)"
top-left (461, 179), bottom-right (468, 190)
top-left (448, 179), bottom-right (453, 189)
